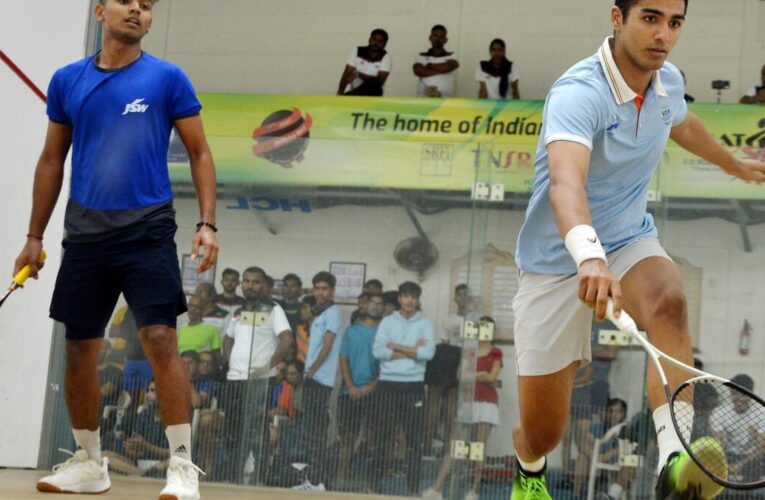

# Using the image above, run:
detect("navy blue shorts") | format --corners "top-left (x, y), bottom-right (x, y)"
top-left (50, 218), bottom-right (187, 340)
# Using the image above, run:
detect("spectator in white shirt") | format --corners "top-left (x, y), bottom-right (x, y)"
top-left (413, 25), bottom-right (459, 98)
top-left (337, 29), bottom-right (392, 96)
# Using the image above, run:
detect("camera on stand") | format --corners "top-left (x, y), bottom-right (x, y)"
top-left (711, 79), bottom-right (731, 103)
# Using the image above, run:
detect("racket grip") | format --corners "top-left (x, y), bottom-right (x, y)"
top-left (13, 249), bottom-right (47, 286)
top-left (606, 299), bottom-right (639, 333)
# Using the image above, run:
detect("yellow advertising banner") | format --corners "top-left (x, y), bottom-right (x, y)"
top-left (168, 94), bottom-right (765, 199)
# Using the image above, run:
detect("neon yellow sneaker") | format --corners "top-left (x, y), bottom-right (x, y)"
top-left (511, 465), bottom-right (552, 499)
top-left (656, 438), bottom-right (727, 499)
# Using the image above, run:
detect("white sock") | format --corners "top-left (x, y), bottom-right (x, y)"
top-left (653, 403), bottom-right (692, 472)
top-left (72, 428), bottom-right (101, 463)
top-left (165, 424), bottom-right (192, 461)
top-left (608, 482), bottom-right (624, 499)
top-left (515, 449), bottom-right (545, 473)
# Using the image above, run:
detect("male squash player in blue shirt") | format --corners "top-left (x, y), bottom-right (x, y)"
top-left (13, 1), bottom-right (218, 499)
top-left (511, 0), bottom-right (765, 498)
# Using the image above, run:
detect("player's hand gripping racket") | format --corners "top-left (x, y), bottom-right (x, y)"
top-left (0, 250), bottom-right (47, 308)
top-left (606, 300), bottom-right (765, 491)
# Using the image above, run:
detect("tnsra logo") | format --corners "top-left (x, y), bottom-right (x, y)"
top-left (122, 98), bottom-right (149, 115)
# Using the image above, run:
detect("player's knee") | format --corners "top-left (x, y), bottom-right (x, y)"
top-left (651, 287), bottom-right (687, 326)
top-left (66, 341), bottom-right (99, 367)
top-left (141, 325), bottom-right (178, 362)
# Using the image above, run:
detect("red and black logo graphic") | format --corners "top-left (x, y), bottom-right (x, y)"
top-left (252, 108), bottom-right (313, 168)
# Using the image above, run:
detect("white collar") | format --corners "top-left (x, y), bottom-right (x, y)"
top-left (597, 37), bottom-right (667, 105)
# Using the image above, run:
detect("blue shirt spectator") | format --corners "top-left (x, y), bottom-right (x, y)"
top-left (339, 323), bottom-right (379, 393)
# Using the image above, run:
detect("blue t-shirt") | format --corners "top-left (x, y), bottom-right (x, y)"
top-left (339, 323), bottom-right (379, 393)
top-left (305, 305), bottom-right (344, 388)
top-left (516, 38), bottom-right (688, 275)
top-left (46, 52), bottom-right (201, 238)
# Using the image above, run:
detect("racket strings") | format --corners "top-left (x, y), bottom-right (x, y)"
top-left (674, 380), bottom-right (765, 486)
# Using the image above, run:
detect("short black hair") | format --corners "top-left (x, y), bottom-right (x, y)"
top-left (364, 279), bottom-right (383, 289)
top-left (455, 283), bottom-right (468, 293)
top-left (615, 0), bottom-right (688, 20)
top-left (181, 350), bottom-right (200, 362)
top-left (370, 28), bottom-right (389, 43)
top-left (289, 359), bottom-right (305, 374)
top-left (731, 373), bottom-right (755, 391)
top-left (222, 268), bottom-right (239, 278)
top-left (357, 292), bottom-right (370, 301)
top-left (431, 24), bottom-right (447, 33)
top-left (608, 397), bottom-right (628, 414)
top-left (243, 266), bottom-right (266, 278)
top-left (312, 271), bottom-right (336, 288)
top-left (398, 281), bottom-right (422, 298)
top-left (283, 273), bottom-right (302, 287)
top-left (301, 295), bottom-right (317, 307)
top-left (367, 292), bottom-right (384, 302)
top-left (382, 290), bottom-right (400, 308)
top-left (489, 38), bottom-right (506, 50)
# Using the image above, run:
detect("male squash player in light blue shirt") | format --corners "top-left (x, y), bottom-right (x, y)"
top-left (511, 1), bottom-right (765, 498)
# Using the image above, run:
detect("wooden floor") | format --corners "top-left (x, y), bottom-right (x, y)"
top-left (0, 469), bottom-right (394, 499)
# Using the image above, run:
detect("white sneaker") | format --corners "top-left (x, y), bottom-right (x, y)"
top-left (464, 491), bottom-right (479, 500)
top-left (159, 456), bottom-right (204, 500)
top-left (292, 480), bottom-right (326, 491)
top-left (37, 449), bottom-right (110, 494)
top-left (422, 487), bottom-right (444, 499)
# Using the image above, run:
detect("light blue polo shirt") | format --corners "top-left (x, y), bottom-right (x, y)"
top-left (516, 37), bottom-right (688, 275)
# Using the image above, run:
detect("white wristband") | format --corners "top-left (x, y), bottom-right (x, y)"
top-left (565, 224), bottom-right (607, 268)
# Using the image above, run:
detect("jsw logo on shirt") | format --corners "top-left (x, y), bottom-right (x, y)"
top-left (122, 98), bottom-right (149, 115)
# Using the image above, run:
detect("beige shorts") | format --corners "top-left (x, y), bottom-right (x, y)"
top-left (512, 238), bottom-right (671, 376)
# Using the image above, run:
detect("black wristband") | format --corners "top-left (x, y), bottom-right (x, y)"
top-left (196, 221), bottom-right (218, 233)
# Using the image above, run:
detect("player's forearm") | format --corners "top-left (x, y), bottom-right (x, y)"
top-left (28, 157), bottom-right (65, 237)
top-left (189, 150), bottom-right (217, 223)
top-left (671, 112), bottom-right (737, 172)
top-left (550, 176), bottom-right (593, 238)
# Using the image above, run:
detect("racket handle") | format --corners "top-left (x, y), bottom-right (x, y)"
top-left (606, 299), bottom-right (639, 333)
top-left (13, 249), bottom-right (47, 286)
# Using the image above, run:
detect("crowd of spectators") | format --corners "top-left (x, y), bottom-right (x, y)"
top-left (338, 25), bottom-right (765, 105)
top-left (93, 267), bottom-right (507, 497)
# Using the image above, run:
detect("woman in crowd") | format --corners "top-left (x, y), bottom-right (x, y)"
top-left (475, 38), bottom-right (520, 100)
top-left (423, 317), bottom-right (503, 500)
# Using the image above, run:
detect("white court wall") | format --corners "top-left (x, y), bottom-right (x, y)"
top-left (0, 1), bottom-right (90, 467)
top-left (143, 0), bottom-right (765, 103)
